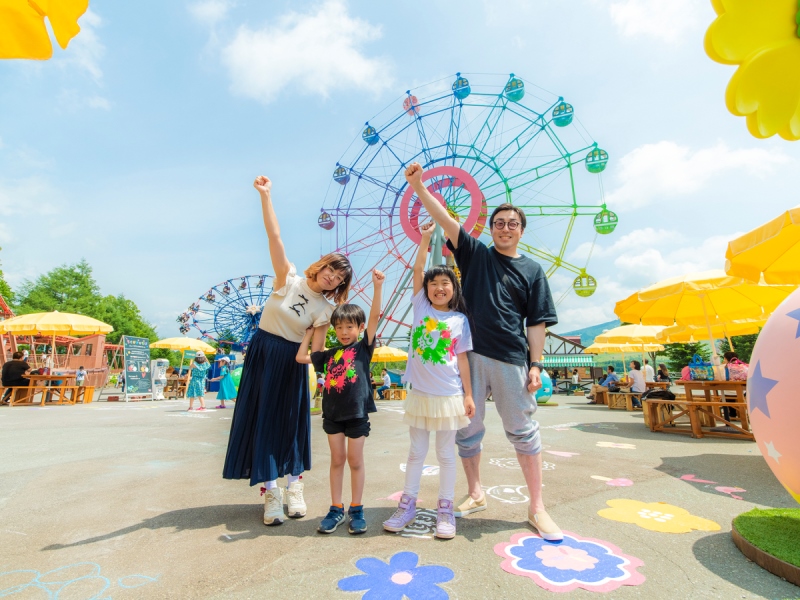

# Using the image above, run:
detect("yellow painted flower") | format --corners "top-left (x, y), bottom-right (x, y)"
top-left (334, 349), bottom-right (344, 362)
top-left (425, 318), bottom-right (439, 333)
top-left (0, 0), bottom-right (89, 60)
top-left (705, 0), bottom-right (800, 140)
top-left (598, 499), bottom-right (721, 534)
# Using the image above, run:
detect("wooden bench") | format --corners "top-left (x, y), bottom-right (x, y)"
top-left (644, 399), bottom-right (753, 440)
top-left (595, 388), bottom-right (609, 405)
top-left (608, 392), bottom-right (642, 411)
top-left (1, 386), bottom-right (41, 406)
top-left (385, 388), bottom-right (406, 401)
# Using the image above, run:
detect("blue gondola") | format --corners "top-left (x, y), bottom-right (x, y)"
top-left (452, 73), bottom-right (471, 100)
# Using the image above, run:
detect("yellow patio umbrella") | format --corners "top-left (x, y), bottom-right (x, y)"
top-left (584, 342), bottom-right (665, 354)
top-left (725, 206), bottom-right (800, 284)
top-left (593, 325), bottom-right (666, 376)
top-left (615, 270), bottom-right (795, 368)
top-left (615, 270), bottom-right (796, 327)
top-left (594, 324), bottom-right (665, 345)
top-left (371, 345), bottom-right (408, 363)
top-left (656, 319), bottom-right (766, 347)
top-left (0, 311), bottom-right (113, 335)
top-left (151, 337), bottom-right (216, 373)
top-left (0, 310), bottom-right (113, 368)
top-left (0, 0), bottom-right (89, 59)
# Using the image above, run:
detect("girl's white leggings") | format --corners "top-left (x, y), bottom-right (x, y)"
top-left (403, 427), bottom-right (456, 501)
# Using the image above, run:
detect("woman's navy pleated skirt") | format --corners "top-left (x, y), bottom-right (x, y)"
top-left (222, 329), bottom-right (310, 485)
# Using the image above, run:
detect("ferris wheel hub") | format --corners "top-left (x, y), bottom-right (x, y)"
top-left (245, 304), bottom-right (264, 316)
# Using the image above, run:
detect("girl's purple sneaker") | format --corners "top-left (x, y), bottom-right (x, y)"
top-left (435, 499), bottom-right (456, 539)
top-left (382, 494), bottom-right (417, 532)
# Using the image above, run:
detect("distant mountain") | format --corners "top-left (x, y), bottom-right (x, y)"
top-left (555, 319), bottom-right (621, 347)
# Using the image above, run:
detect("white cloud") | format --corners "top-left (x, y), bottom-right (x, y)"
top-left (555, 229), bottom-right (736, 331)
top-left (605, 141), bottom-right (790, 210)
top-left (219, 1), bottom-right (392, 104)
top-left (87, 96), bottom-right (111, 110)
top-left (0, 178), bottom-right (61, 217)
top-left (189, 0), bottom-right (235, 25)
top-left (60, 9), bottom-right (105, 82)
top-left (608, 0), bottom-right (700, 43)
top-left (56, 89), bottom-right (111, 112)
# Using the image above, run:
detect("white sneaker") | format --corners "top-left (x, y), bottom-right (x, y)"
top-left (263, 487), bottom-right (285, 526)
top-left (286, 481), bottom-right (307, 518)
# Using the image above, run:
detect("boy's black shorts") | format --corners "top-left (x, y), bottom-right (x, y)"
top-left (322, 416), bottom-right (370, 438)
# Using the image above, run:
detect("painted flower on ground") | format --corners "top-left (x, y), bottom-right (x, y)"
top-left (338, 551), bottom-right (453, 599)
top-left (596, 441), bottom-right (636, 450)
top-left (705, 0), bottom-right (800, 139)
top-left (494, 531), bottom-right (645, 593)
top-left (598, 500), bottom-right (721, 534)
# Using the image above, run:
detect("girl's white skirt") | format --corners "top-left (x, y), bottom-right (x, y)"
top-left (403, 389), bottom-right (470, 431)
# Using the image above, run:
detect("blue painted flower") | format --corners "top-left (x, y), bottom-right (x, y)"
top-left (338, 551), bottom-right (454, 599)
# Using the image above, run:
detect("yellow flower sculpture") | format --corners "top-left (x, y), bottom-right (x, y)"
top-left (598, 499), bottom-right (721, 534)
top-left (0, 0), bottom-right (89, 60)
top-left (705, 0), bottom-right (800, 140)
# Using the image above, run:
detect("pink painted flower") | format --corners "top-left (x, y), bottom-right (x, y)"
top-left (536, 546), bottom-right (598, 571)
top-left (440, 330), bottom-right (451, 339)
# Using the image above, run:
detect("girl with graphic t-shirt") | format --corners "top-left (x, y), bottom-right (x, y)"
top-left (383, 222), bottom-right (476, 540)
top-left (222, 175), bottom-right (353, 527)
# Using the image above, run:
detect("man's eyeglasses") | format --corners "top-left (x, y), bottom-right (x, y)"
top-left (492, 220), bottom-right (521, 231)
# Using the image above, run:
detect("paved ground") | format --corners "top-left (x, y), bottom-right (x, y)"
top-left (1, 394), bottom-right (798, 599)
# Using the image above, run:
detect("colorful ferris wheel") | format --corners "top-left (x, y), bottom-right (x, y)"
top-left (319, 72), bottom-right (617, 342)
top-left (177, 275), bottom-right (273, 346)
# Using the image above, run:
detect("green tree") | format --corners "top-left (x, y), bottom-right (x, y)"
top-left (663, 342), bottom-right (711, 372)
top-left (0, 246), bottom-right (14, 306)
top-left (14, 260), bottom-right (160, 346)
top-left (15, 259), bottom-right (100, 315)
top-left (719, 333), bottom-right (759, 363)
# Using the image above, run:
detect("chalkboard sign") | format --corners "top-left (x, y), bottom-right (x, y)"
top-left (123, 336), bottom-right (153, 400)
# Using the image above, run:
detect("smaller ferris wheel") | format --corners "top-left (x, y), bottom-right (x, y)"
top-left (178, 274), bottom-right (273, 347)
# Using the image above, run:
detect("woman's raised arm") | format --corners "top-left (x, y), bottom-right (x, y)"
top-left (254, 176), bottom-right (291, 288)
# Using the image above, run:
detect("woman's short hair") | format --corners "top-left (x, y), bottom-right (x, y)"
top-left (305, 252), bottom-right (354, 305)
top-left (632, 360), bottom-right (641, 370)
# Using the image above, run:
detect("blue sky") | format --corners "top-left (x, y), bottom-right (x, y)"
top-left (0, 0), bottom-right (796, 339)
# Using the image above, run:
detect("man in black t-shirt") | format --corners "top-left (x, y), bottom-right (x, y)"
top-left (404, 162), bottom-right (563, 541)
top-left (2, 351), bottom-right (32, 404)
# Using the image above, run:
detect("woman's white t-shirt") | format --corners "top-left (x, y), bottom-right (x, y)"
top-left (258, 264), bottom-right (334, 343)
top-left (403, 289), bottom-right (472, 396)
top-left (572, 373), bottom-right (579, 384)
top-left (628, 369), bottom-right (646, 393)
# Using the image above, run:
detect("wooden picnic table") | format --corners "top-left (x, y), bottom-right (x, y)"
top-left (8, 374), bottom-right (93, 406)
top-left (645, 379), bottom-right (752, 440)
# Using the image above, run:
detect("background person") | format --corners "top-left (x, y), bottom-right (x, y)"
top-left (76, 366), bottom-right (87, 387)
top-left (377, 368), bottom-right (391, 400)
top-left (644, 359), bottom-right (655, 383)
top-left (209, 356), bottom-right (237, 409)
top-left (622, 360), bottom-right (646, 408)
top-left (656, 363), bottom-right (671, 382)
top-left (586, 366), bottom-right (619, 404)
top-left (186, 352), bottom-right (211, 411)
top-left (1, 351), bottom-right (31, 404)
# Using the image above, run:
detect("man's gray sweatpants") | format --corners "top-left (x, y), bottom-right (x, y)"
top-left (456, 352), bottom-right (541, 458)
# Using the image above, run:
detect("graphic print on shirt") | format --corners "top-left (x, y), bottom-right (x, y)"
top-left (412, 316), bottom-right (454, 365)
top-left (324, 347), bottom-right (358, 393)
top-left (289, 294), bottom-right (310, 317)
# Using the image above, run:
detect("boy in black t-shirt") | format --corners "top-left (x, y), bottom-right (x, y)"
top-left (296, 269), bottom-right (384, 535)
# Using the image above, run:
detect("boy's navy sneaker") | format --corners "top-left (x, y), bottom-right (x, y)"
top-left (318, 506), bottom-right (345, 534)
top-left (348, 505), bottom-right (367, 534)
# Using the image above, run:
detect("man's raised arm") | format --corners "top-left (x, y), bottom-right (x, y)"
top-left (404, 162), bottom-right (462, 248)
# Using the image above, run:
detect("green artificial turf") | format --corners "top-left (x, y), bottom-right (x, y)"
top-left (734, 508), bottom-right (800, 568)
